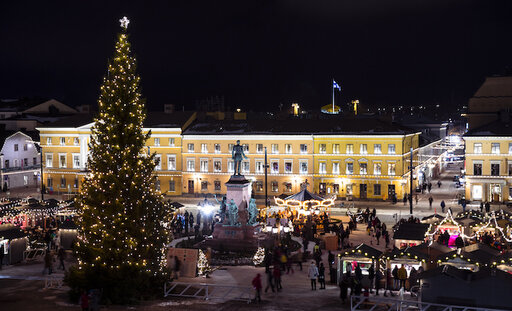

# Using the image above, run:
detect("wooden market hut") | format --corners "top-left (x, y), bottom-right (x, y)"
top-left (393, 223), bottom-right (429, 249)
top-left (421, 214), bottom-right (444, 225)
top-left (437, 243), bottom-right (501, 271)
top-left (337, 243), bottom-right (382, 283)
top-left (58, 220), bottom-right (78, 250)
top-left (0, 224), bottom-right (28, 264)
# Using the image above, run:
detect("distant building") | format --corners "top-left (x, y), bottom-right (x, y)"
top-left (0, 131), bottom-right (41, 189)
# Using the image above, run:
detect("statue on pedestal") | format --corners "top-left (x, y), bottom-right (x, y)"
top-left (248, 198), bottom-right (258, 225)
top-left (228, 199), bottom-right (239, 226)
top-left (232, 140), bottom-right (248, 176)
top-left (214, 194), bottom-right (227, 223)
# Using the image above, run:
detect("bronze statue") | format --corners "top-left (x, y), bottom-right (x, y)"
top-left (232, 140), bottom-right (248, 176)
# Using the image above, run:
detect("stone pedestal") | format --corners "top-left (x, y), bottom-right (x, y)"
top-left (225, 175), bottom-right (251, 224)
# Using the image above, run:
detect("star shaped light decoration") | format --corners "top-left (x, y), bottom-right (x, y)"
top-left (119, 16), bottom-right (130, 30)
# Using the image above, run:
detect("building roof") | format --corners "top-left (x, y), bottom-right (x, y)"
top-left (464, 121), bottom-right (512, 137)
top-left (342, 243), bottom-right (383, 259)
top-left (393, 223), bottom-right (430, 241)
top-left (184, 116), bottom-right (417, 136)
top-left (419, 265), bottom-right (512, 283)
top-left (472, 76), bottom-right (512, 98)
top-left (439, 243), bottom-right (501, 265)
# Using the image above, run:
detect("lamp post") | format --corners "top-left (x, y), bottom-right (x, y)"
top-left (264, 147), bottom-right (269, 208)
top-left (409, 147), bottom-right (413, 215)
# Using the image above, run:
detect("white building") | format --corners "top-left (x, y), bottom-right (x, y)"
top-left (0, 132), bottom-right (41, 189)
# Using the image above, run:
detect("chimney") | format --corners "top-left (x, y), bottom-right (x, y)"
top-left (164, 104), bottom-right (175, 114)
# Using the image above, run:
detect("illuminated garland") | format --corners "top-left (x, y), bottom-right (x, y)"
top-left (253, 247), bottom-right (265, 265)
top-left (273, 198), bottom-right (334, 214)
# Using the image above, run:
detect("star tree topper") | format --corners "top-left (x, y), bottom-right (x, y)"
top-left (120, 16), bottom-right (130, 30)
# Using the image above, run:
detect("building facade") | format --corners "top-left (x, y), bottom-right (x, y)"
top-left (0, 132), bottom-right (41, 189)
top-left (38, 114), bottom-right (423, 200)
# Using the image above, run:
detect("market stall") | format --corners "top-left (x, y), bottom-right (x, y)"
top-left (437, 243), bottom-right (501, 271)
top-left (58, 220), bottom-right (78, 250)
top-left (337, 243), bottom-right (382, 282)
top-left (0, 224), bottom-right (28, 264)
top-left (393, 223), bottom-right (429, 248)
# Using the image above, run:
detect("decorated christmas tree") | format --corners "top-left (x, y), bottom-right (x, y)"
top-left (66, 17), bottom-right (171, 303)
top-left (197, 249), bottom-right (211, 276)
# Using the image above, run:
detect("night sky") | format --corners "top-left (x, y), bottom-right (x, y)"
top-left (1, 0), bottom-right (512, 112)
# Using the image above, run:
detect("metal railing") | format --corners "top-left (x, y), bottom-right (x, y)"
top-left (350, 295), bottom-right (506, 311)
top-left (163, 281), bottom-right (253, 304)
top-left (1, 165), bottom-right (40, 172)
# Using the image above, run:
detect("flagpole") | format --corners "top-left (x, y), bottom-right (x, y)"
top-left (332, 79), bottom-right (335, 114)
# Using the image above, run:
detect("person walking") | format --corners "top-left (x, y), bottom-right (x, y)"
top-left (42, 250), bottom-right (53, 275)
top-left (398, 264), bottom-right (407, 290)
top-left (384, 231), bottom-right (390, 249)
top-left (375, 227), bottom-right (381, 245)
top-left (328, 250), bottom-right (334, 270)
top-left (57, 247), bottom-right (66, 270)
top-left (437, 180), bottom-right (442, 188)
top-left (392, 265), bottom-right (399, 290)
top-left (252, 273), bottom-right (262, 303)
top-left (355, 263), bottom-right (362, 282)
top-left (440, 200), bottom-right (446, 213)
top-left (264, 268), bottom-right (275, 293)
top-left (368, 264), bottom-right (375, 293)
top-left (308, 261), bottom-right (319, 290)
top-left (428, 196), bottom-right (433, 209)
top-left (480, 202), bottom-right (484, 213)
top-left (339, 272), bottom-right (349, 304)
top-left (375, 267), bottom-right (383, 296)
top-left (384, 268), bottom-right (394, 297)
top-left (318, 262), bottom-right (326, 289)
top-left (485, 201), bottom-right (491, 213)
top-left (174, 256), bottom-right (181, 280)
top-left (428, 182), bottom-right (432, 193)
top-left (296, 249), bottom-right (303, 271)
top-left (273, 264), bottom-right (282, 291)
top-left (415, 194), bottom-right (419, 205)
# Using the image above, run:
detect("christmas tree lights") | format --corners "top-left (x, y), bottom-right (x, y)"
top-left (66, 17), bottom-right (171, 303)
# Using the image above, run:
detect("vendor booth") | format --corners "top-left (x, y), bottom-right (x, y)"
top-left (437, 243), bottom-right (501, 271)
top-left (58, 220), bottom-right (78, 250)
top-left (385, 246), bottom-right (429, 274)
top-left (337, 243), bottom-right (382, 283)
top-left (393, 223), bottom-right (429, 249)
top-left (421, 214), bottom-right (444, 225)
top-left (0, 224), bottom-right (28, 264)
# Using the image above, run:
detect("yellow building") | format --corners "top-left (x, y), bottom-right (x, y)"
top-left (37, 112), bottom-right (421, 200)
top-left (37, 112), bottom-right (195, 196)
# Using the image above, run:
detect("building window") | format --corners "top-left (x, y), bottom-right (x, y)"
top-left (346, 144), bottom-right (354, 154)
top-left (360, 144), bottom-right (367, 155)
top-left (201, 143), bottom-right (208, 153)
top-left (300, 144), bottom-right (308, 154)
top-left (374, 184), bottom-right (381, 196)
top-left (188, 143), bottom-right (195, 153)
top-left (374, 163), bottom-right (381, 175)
top-left (374, 144), bottom-right (381, 154)
top-left (300, 161), bottom-right (308, 174)
top-left (154, 138), bottom-right (160, 146)
top-left (491, 143), bottom-right (500, 154)
top-left (23, 158), bottom-right (28, 167)
top-left (46, 137), bottom-right (52, 145)
top-left (73, 154), bottom-right (80, 168)
top-left (214, 180), bottom-right (221, 191)
top-left (47, 177), bottom-right (53, 188)
top-left (45, 154), bottom-right (53, 168)
top-left (271, 161), bottom-right (279, 173)
top-left (169, 138), bottom-right (175, 146)
top-left (360, 162), bottom-right (367, 174)
top-left (4, 160), bottom-right (9, 169)
top-left (257, 144), bottom-right (264, 153)
top-left (155, 179), bottom-right (161, 191)
top-left (14, 159), bottom-right (18, 167)
top-left (346, 184), bottom-right (353, 195)
top-left (509, 163), bottom-right (512, 175)
top-left (333, 184), bottom-right (340, 193)
top-left (333, 144), bottom-right (340, 154)
top-left (491, 163), bottom-right (500, 176)
top-left (346, 162), bottom-right (353, 175)
top-left (74, 178), bottom-right (79, 188)
top-left (319, 144), bottom-right (326, 154)
top-left (285, 144), bottom-right (292, 154)
top-left (388, 163), bottom-right (396, 175)
top-left (59, 154), bottom-right (66, 168)
top-left (388, 144), bottom-right (396, 154)
top-left (33, 157), bottom-right (37, 165)
top-left (74, 137), bottom-right (79, 146)
top-left (472, 185), bottom-right (482, 200)
top-left (272, 144), bottom-right (279, 154)
top-left (332, 162), bottom-right (340, 174)
top-left (168, 155), bottom-right (176, 171)
top-left (474, 143), bottom-right (482, 154)
top-left (200, 159), bottom-right (208, 172)
top-left (255, 160), bottom-right (264, 173)
top-left (187, 159), bottom-right (195, 172)
top-left (14, 144), bottom-right (18, 152)
top-left (154, 155), bottom-right (162, 170)
top-left (243, 144), bottom-right (249, 153)
top-left (319, 162), bottom-right (326, 174)
top-left (201, 181), bottom-right (208, 191)
top-left (23, 144), bottom-right (27, 151)
top-left (169, 180), bottom-right (175, 192)
top-left (242, 161), bottom-right (250, 173)
top-left (60, 177), bottom-right (66, 188)
top-left (213, 144), bottom-right (220, 154)
top-left (255, 181), bottom-right (263, 192)
top-left (213, 159), bottom-right (222, 172)
top-left (271, 181), bottom-right (278, 192)
top-left (509, 143), bottom-right (512, 154)
top-left (284, 161), bottom-right (292, 173)
top-left (60, 137), bottom-right (66, 145)
top-left (228, 160), bottom-right (234, 173)
top-left (229, 144), bottom-right (234, 152)
top-left (474, 163), bottom-right (483, 176)
top-left (285, 183), bottom-right (292, 192)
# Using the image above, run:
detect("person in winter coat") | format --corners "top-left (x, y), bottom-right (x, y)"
top-left (375, 268), bottom-right (383, 296)
top-left (398, 264), bottom-right (407, 289)
top-left (440, 200), bottom-right (446, 213)
top-left (308, 261), bottom-right (319, 290)
top-left (252, 273), bottom-right (262, 303)
top-left (339, 272), bottom-right (350, 303)
top-left (354, 263), bottom-right (362, 281)
top-left (392, 265), bottom-right (399, 290)
top-left (264, 268), bottom-right (275, 293)
top-left (273, 265), bottom-right (282, 291)
top-left (368, 264), bottom-right (375, 293)
top-left (318, 262), bottom-right (326, 289)
top-left (409, 267), bottom-right (418, 291)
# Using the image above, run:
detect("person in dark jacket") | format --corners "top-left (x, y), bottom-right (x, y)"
top-left (375, 268), bottom-right (383, 295)
top-left (354, 263), bottom-right (362, 281)
top-left (252, 273), bottom-right (262, 303)
top-left (339, 272), bottom-right (350, 303)
top-left (318, 262), bottom-right (326, 289)
top-left (392, 266), bottom-right (399, 290)
top-left (368, 264), bottom-right (375, 293)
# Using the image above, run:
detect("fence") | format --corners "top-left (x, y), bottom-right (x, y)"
top-left (350, 295), bottom-right (507, 311)
top-left (163, 281), bottom-right (253, 304)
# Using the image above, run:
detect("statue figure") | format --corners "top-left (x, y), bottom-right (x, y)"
top-left (232, 140), bottom-right (248, 176)
top-left (228, 199), bottom-right (239, 226)
top-left (214, 194), bottom-right (227, 223)
top-left (248, 198), bottom-right (258, 225)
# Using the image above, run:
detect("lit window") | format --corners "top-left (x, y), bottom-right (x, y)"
top-left (167, 155), bottom-right (176, 171)
top-left (300, 144), bottom-right (308, 154)
top-left (46, 137), bottom-right (52, 145)
top-left (255, 181), bottom-right (263, 192)
top-left (374, 144), bottom-right (381, 154)
top-left (214, 144), bottom-right (221, 154)
top-left (388, 163), bottom-right (396, 175)
top-left (154, 138), bottom-right (160, 146)
top-left (188, 144), bottom-right (195, 153)
top-left (201, 143), bottom-right (208, 153)
top-left (492, 143), bottom-right (500, 154)
top-left (201, 181), bottom-right (208, 191)
top-left (45, 154), bottom-right (53, 168)
top-left (60, 177), bottom-right (66, 188)
top-left (187, 159), bottom-right (195, 171)
top-left (271, 161), bottom-right (279, 173)
top-left (169, 138), bottom-right (175, 146)
top-left (360, 163), bottom-right (367, 174)
top-left (272, 144), bottom-right (279, 154)
top-left (346, 162), bottom-right (354, 175)
top-left (374, 163), bottom-right (381, 175)
top-left (300, 161), bottom-right (308, 174)
top-left (319, 162), bottom-right (326, 174)
top-left (154, 155), bottom-right (162, 170)
top-left (346, 144), bottom-right (354, 154)
top-left (332, 162), bottom-right (340, 174)
top-left (285, 144), bottom-right (292, 154)
top-left (360, 144), bottom-right (367, 155)
top-left (214, 159), bottom-right (222, 172)
top-left (285, 183), bottom-right (292, 192)
top-left (474, 143), bottom-right (482, 154)
top-left (284, 161), bottom-right (292, 173)
top-left (60, 137), bottom-right (66, 145)
top-left (73, 154), bottom-right (80, 168)
top-left (388, 144), bottom-right (396, 154)
top-left (333, 144), bottom-right (340, 154)
top-left (257, 144), bottom-right (264, 153)
top-left (319, 144), bottom-right (326, 154)
top-left (271, 181), bottom-right (279, 192)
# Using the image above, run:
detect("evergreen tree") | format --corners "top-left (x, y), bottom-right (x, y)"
top-left (66, 17), bottom-right (171, 303)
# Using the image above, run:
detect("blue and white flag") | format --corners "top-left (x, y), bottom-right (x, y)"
top-left (333, 80), bottom-right (341, 91)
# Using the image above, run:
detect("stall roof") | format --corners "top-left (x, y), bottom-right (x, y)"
top-left (284, 188), bottom-right (324, 202)
top-left (386, 246), bottom-right (430, 261)
top-left (342, 243), bottom-right (382, 259)
top-left (0, 225), bottom-right (27, 240)
top-left (59, 221), bottom-right (78, 230)
top-left (439, 243), bottom-right (502, 266)
top-left (393, 223), bottom-right (430, 241)
top-left (419, 265), bottom-right (512, 282)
